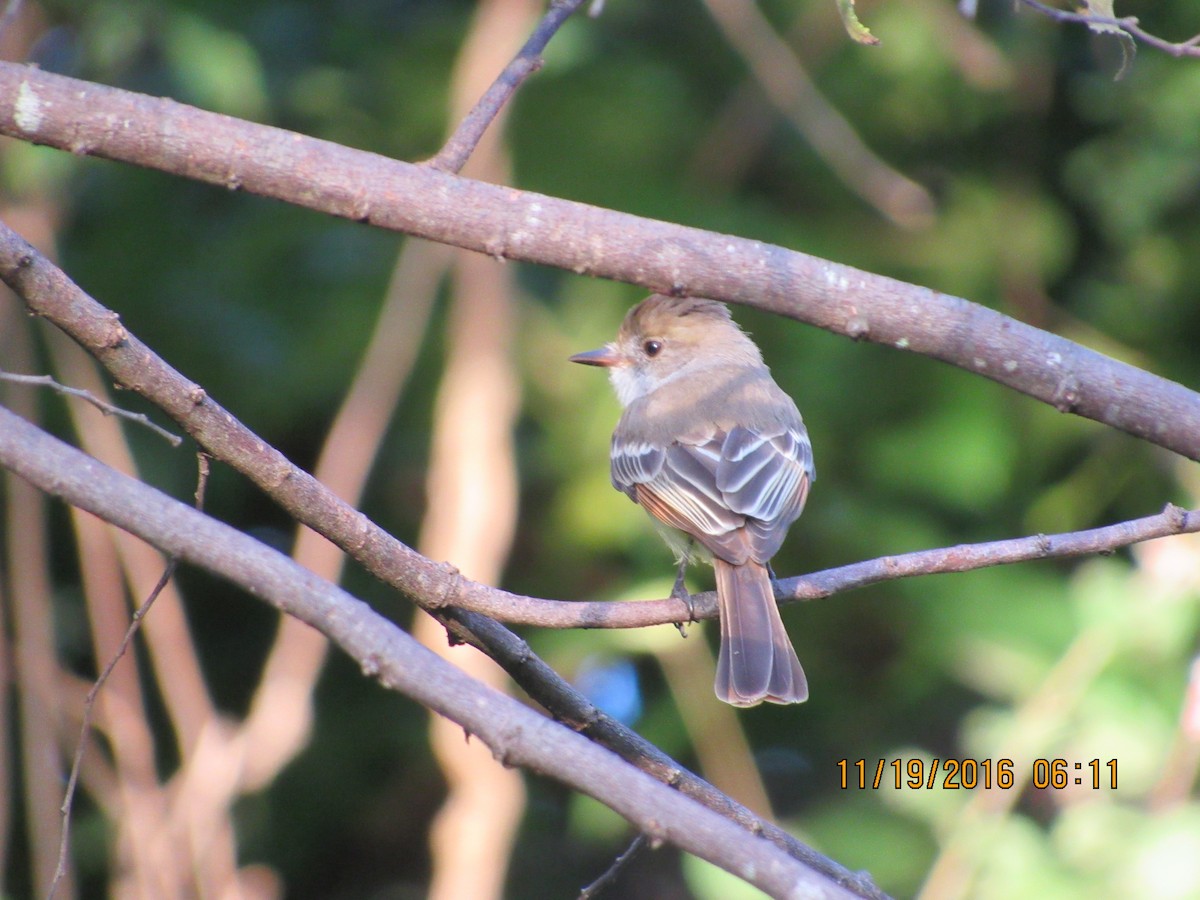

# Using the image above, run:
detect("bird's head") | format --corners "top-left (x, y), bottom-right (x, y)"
top-left (569, 294), bottom-right (762, 407)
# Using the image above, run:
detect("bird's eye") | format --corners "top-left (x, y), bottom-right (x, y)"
top-left (643, 340), bottom-right (663, 357)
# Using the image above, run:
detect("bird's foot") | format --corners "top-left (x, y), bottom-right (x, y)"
top-left (670, 566), bottom-right (695, 637)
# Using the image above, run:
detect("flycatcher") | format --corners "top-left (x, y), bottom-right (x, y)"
top-left (571, 294), bottom-right (813, 706)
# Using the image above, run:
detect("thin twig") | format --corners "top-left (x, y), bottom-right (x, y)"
top-left (547, 502), bottom-right (1200, 628)
top-left (1018, 0), bottom-right (1200, 58)
top-left (0, 371), bottom-right (182, 446)
top-left (777, 501), bottom-right (1199, 602)
top-left (426, 0), bottom-right (589, 173)
top-left (48, 453), bottom-right (209, 900)
top-left (579, 833), bottom-right (649, 899)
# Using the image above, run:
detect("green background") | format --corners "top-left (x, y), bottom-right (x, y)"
top-left (6, 0), bottom-right (1200, 897)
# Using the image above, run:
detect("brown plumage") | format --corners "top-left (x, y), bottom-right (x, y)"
top-left (570, 294), bottom-right (813, 706)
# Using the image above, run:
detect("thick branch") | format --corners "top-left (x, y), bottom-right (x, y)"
top-left (433, 605), bottom-right (885, 897)
top-left (1, 62), bottom-right (1198, 461)
top-left (0, 224), bottom-right (881, 897)
top-left (0, 193), bottom-right (1177, 900)
top-left (0, 405), bottom-right (854, 899)
top-left (1, 221), bottom-right (1195, 637)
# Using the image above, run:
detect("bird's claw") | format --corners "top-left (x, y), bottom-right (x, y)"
top-left (670, 567), bottom-right (696, 636)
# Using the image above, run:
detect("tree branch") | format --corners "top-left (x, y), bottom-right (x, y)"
top-left (0, 370), bottom-right (181, 445)
top-left (776, 501), bottom-right (1200, 598)
top-left (445, 501), bottom-right (1200, 627)
top-left (1, 219), bottom-right (1195, 630)
top-left (427, 0), bottom-right (589, 173)
top-left (433, 605), bottom-right (886, 898)
top-left (0, 219), bottom-right (884, 898)
top-left (1, 62), bottom-right (1197, 462)
top-left (579, 833), bottom-right (648, 899)
top-left (0, 403), bottom-right (858, 900)
top-left (1017, 0), bottom-right (1200, 59)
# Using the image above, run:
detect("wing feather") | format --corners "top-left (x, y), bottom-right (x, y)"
top-left (612, 420), bottom-right (813, 564)
top-left (610, 439), bottom-right (665, 499)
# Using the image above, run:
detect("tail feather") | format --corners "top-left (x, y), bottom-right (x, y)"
top-left (713, 559), bottom-right (808, 707)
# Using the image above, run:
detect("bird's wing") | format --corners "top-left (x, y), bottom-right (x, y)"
top-left (611, 424), bottom-right (811, 564)
top-left (716, 425), bottom-right (812, 560)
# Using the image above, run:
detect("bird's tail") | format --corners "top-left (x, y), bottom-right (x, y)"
top-left (713, 558), bottom-right (808, 707)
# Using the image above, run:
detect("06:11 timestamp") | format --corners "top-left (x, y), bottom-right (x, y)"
top-left (836, 758), bottom-right (1119, 790)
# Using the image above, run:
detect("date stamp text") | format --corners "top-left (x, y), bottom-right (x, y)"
top-left (836, 758), bottom-right (1118, 790)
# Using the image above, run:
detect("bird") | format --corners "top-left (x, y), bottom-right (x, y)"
top-left (570, 293), bottom-right (813, 706)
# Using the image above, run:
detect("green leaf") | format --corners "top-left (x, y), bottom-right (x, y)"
top-left (835, 0), bottom-right (881, 46)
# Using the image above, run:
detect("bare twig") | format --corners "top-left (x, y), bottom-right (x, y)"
top-left (1017, 0), bottom-right (1200, 58)
top-left (440, 501), bottom-right (1200, 628)
top-left (44, 328), bottom-right (217, 753)
top-left (427, 0), bottom-right (589, 173)
top-left (776, 501), bottom-right (1200, 601)
top-left (578, 833), bottom-right (649, 899)
top-left (2, 63), bottom-right (1198, 462)
top-left (0, 370), bottom-right (182, 446)
top-left (49, 453), bottom-right (209, 900)
top-left (0, 406), bottom-right (859, 900)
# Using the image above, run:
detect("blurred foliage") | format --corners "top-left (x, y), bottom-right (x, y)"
top-left (5, 0), bottom-right (1200, 897)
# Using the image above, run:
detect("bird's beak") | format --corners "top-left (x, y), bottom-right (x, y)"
top-left (569, 346), bottom-right (621, 367)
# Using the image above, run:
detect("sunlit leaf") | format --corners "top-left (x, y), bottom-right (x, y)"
top-left (835, 0), bottom-right (881, 46)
